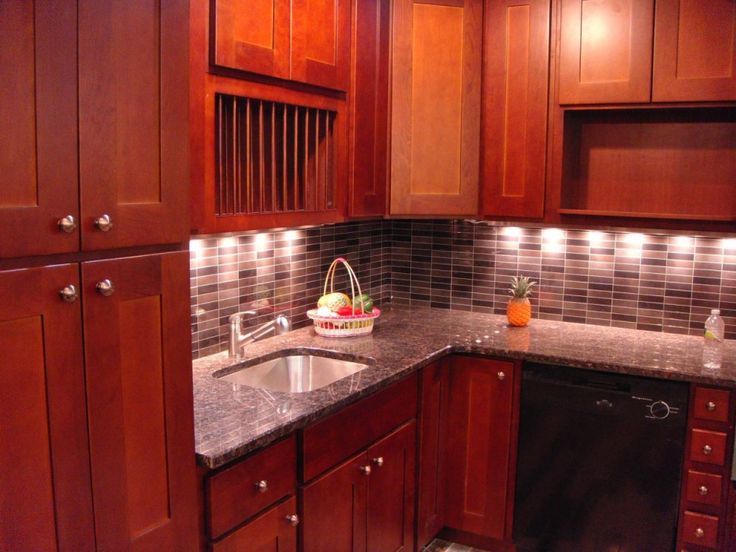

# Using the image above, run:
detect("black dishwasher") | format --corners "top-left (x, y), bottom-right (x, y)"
top-left (513, 363), bottom-right (689, 552)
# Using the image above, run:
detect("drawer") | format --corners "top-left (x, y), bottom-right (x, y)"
top-left (206, 435), bottom-right (297, 540)
top-left (685, 469), bottom-right (723, 507)
top-left (693, 387), bottom-right (731, 424)
top-left (689, 429), bottom-right (728, 466)
top-left (210, 496), bottom-right (297, 552)
top-left (681, 510), bottom-right (719, 549)
top-left (302, 373), bottom-right (418, 481)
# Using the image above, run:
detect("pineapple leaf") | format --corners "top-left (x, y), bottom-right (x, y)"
top-left (509, 275), bottom-right (537, 298)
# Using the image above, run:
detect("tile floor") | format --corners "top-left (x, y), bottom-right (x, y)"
top-left (424, 539), bottom-right (488, 552)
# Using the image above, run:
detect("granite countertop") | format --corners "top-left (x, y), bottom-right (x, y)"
top-left (193, 306), bottom-right (736, 469)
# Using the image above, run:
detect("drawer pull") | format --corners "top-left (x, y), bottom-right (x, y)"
top-left (57, 215), bottom-right (77, 233)
top-left (285, 514), bottom-right (299, 527)
top-left (702, 444), bottom-right (713, 456)
top-left (497, 371), bottom-right (506, 381)
top-left (254, 480), bottom-right (268, 493)
top-left (698, 485), bottom-right (709, 496)
top-left (59, 284), bottom-right (79, 303)
top-left (706, 401), bottom-right (717, 412)
top-left (695, 527), bottom-right (705, 539)
top-left (372, 456), bottom-right (384, 467)
top-left (360, 465), bottom-right (372, 475)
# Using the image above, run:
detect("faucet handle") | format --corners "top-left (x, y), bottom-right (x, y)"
top-left (228, 310), bottom-right (257, 324)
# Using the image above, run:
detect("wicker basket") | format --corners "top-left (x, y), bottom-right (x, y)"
top-left (306, 257), bottom-right (380, 337)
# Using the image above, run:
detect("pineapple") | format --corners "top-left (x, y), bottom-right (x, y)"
top-left (507, 275), bottom-right (536, 327)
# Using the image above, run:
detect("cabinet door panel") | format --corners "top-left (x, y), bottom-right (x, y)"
top-left (444, 357), bottom-right (516, 538)
top-left (291, 0), bottom-right (351, 90)
top-left (653, 0), bottom-right (736, 101)
top-left (82, 252), bottom-right (197, 552)
top-left (366, 422), bottom-right (416, 552)
top-left (211, 497), bottom-right (297, 552)
top-left (559, 0), bottom-right (654, 104)
top-left (482, 0), bottom-right (550, 219)
top-left (390, 0), bottom-right (482, 215)
top-left (79, 0), bottom-right (189, 250)
top-left (301, 453), bottom-right (368, 552)
top-left (0, 265), bottom-right (94, 552)
top-left (212, 0), bottom-right (291, 79)
top-left (0, 1), bottom-right (78, 257)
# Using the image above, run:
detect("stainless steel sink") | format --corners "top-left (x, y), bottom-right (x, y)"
top-left (216, 353), bottom-right (370, 393)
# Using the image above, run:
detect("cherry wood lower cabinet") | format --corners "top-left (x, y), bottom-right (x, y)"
top-left (301, 422), bottom-right (416, 552)
top-left (210, 497), bottom-right (298, 552)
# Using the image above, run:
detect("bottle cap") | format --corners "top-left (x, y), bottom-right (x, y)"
top-left (711, 309), bottom-right (720, 315)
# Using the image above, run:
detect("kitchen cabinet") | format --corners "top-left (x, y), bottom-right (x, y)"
top-left (211, 0), bottom-right (351, 91)
top-left (0, 0), bottom-right (188, 258)
top-left (301, 422), bottom-right (416, 552)
top-left (481, 0), bottom-right (550, 219)
top-left (348, 0), bottom-right (391, 217)
top-left (211, 497), bottom-right (298, 552)
top-left (390, 0), bottom-right (482, 216)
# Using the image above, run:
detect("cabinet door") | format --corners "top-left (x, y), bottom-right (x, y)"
top-left (558, 0), bottom-right (654, 104)
top-left (211, 497), bottom-right (298, 552)
top-left (349, 0), bottom-right (391, 217)
top-left (78, 0), bottom-right (189, 251)
top-left (82, 252), bottom-right (198, 552)
top-left (301, 453), bottom-right (368, 552)
top-left (0, 265), bottom-right (94, 552)
top-left (291, 0), bottom-right (351, 90)
top-left (390, 0), bottom-right (482, 215)
top-left (366, 422), bottom-right (416, 552)
top-left (482, 0), bottom-right (550, 219)
top-left (417, 362), bottom-right (449, 547)
top-left (212, 0), bottom-right (291, 80)
top-left (0, 1), bottom-right (79, 257)
top-left (653, 0), bottom-right (736, 101)
top-left (444, 357), bottom-right (516, 539)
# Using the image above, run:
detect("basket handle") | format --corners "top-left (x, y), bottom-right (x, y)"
top-left (323, 257), bottom-right (365, 312)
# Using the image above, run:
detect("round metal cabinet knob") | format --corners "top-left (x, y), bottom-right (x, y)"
top-left (254, 480), bottom-right (268, 493)
top-left (706, 401), bottom-right (717, 412)
top-left (57, 215), bottom-right (77, 233)
top-left (96, 279), bottom-right (115, 296)
top-left (285, 514), bottom-right (299, 527)
top-left (497, 371), bottom-right (506, 381)
top-left (58, 284), bottom-right (78, 303)
top-left (702, 444), bottom-right (713, 456)
top-left (695, 527), bottom-right (705, 539)
top-left (372, 457), bottom-right (384, 467)
top-left (698, 485), bottom-right (709, 496)
top-left (360, 465), bottom-right (372, 475)
top-left (94, 214), bottom-right (113, 232)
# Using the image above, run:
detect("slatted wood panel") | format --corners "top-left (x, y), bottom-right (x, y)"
top-left (215, 94), bottom-right (337, 216)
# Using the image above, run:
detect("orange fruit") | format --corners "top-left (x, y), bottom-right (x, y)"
top-left (507, 298), bottom-right (531, 327)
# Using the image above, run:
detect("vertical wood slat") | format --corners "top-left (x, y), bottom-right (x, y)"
top-left (271, 104), bottom-right (277, 213)
top-left (315, 110), bottom-right (322, 210)
top-left (234, 95), bottom-right (239, 214)
top-left (259, 101), bottom-right (265, 213)
top-left (293, 106), bottom-right (299, 211)
top-left (246, 98), bottom-right (252, 213)
top-left (305, 108), bottom-right (311, 210)
top-left (283, 104), bottom-right (289, 211)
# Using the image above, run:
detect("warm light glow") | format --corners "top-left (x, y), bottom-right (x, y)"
top-left (219, 236), bottom-right (236, 248)
top-left (284, 230), bottom-right (299, 242)
top-left (254, 233), bottom-right (268, 252)
top-left (671, 235), bottom-right (694, 251)
top-left (587, 231), bottom-right (604, 247)
top-left (722, 238), bottom-right (736, 251)
top-left (542, 228), bottom-right (565, 253)
top-left (584, 14), bottom-right (608, 44)
top-left (189, 239), bottom-right (202, 260)
top-left (501, 226), bottom-right (522, 238)
top-left (623, 233), bottom-right (646, 246)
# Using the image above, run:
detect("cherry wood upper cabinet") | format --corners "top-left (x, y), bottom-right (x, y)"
top-left (0, 1), bottom-right (79, 258)
top-left (444, 357), bottom-right (518, 540)
top-left (482, 0), bottom-right (550, 219)
top-left (653, 0), bottom-right (736, 102)
top-left (349, 0), bottom-right (391, 217)
top-left (390, 0), bottom-right (482, 216)
top-left (78, 0), bottom-right (189, 251)
top-left (82, 252), bottom-right (198, 552)
top-left (558, 0), bottom-right (654, 104)
top-left (0, 264), bottom-right (95, 552)
top-left (212, 0), bottom-right (291, 80)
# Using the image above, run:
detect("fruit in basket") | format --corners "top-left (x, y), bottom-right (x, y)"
top-left (355, 293), bottom-right (374, 313)
top-left (337, 306), bottom-right (363, 316)
top-left (317, 292), bottom-right (352, 312)
top-left (316, 306), bottom-right (336, 317)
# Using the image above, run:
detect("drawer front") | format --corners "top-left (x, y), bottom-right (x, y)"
top-left (207, 435), bottom-right (297, 540)
top-left (693, 387), bottom-right (731, 424)
top-left (301, 373), bottom-right (418, 481)
top-left (210, 496), bottom-right (298, 552)
top-left (689, 429), bottom-right (728, 466)
top-left (681, 510), bottom-right (719, 549)
top-left (685, 470), bottom-right (723, 507)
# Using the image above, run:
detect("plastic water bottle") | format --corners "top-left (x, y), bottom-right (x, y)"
top-left (703, 309), bottom-right (725, 369)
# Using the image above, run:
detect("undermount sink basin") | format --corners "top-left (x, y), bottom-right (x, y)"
top-left (216, 353), bottom-right (370, 393)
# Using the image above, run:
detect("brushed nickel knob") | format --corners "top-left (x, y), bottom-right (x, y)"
top-left (372, 457), bottom-right (384, 467)
top-left (703, 444), bottom-right (713, 456)
top-left (698, 485), bottom-right (709, 496)
top-left (497, 371), bottom-right (506, 381)
top-left (94, 214), bottom-right (113, 232)
top-left (57, 215), bottom-right (77, 233)
top-left (360, 465), bottom-right (372, 475)
top-left (695, 527), bottom-right (705, 539)
top-left (255, 480), bottom-right (268, 493)
top-left (285, 514), bottom-right (299, 527)
top-left (706, 401), bottom-right (717, 412)
top-left (58, 284), bottom-right (78, 303)
top-left (96, 279), bottom-right (115, 296)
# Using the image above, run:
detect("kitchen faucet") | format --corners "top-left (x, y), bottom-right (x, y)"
top-left (228, 311), bottom-right (291, 358)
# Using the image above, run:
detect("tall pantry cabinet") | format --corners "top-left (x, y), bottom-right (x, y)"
top-left (0, 2), bottom-right (198, 552)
